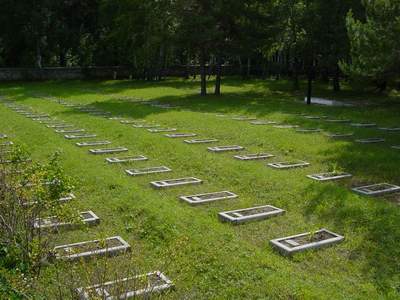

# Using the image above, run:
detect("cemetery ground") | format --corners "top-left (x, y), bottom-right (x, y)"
top-left (0, 78), bottom-right (399, 299)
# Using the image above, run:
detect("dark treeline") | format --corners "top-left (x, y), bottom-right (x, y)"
top-left (0, 0), bottom-right (399, 95)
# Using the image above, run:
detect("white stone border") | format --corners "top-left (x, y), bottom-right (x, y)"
top-left (296, 128), bottom-right (321, 133)
top-left (55, 129), bottom-right (85, 134)
top-left (270, 228), bottom-right (344, 255)
top-left (151, 177), bottom-right (203, 188)
top-left (54, 236), bottom-right (130, 261)
top-left (106, 155), bottom-right (148, 163)
top-left (0, 134), bottom-right (7, 139)
top-left (133, 124), bottom-right (160, 128)
top-left (378, 127), bottom-right (400, 132)
top-left (273, 124), bottom-right (299, 129)
top-left (164, 133), bottom-right (197, 138)
top-left (34, 210), bottom-right (100, 230)
top-left (65, 134), bottom-right (97, 139)
top-left (355, 138), bottom-right (385, 144)
top-left (350, 123), bottom-right (376, 128)
top-left (392, 145), bottom-right (400, 150)
top-left (250, 120), bottom-right (277, 125)
top-left (89, 147), bottom-right (128, 155)
top-left (180, 191), bottom-right (238, 205)
top-left (219, 205), bottom-right (285, 224)
top-left (325, 119), bottom-right (351, 123)
top-left (76, 271), bottom-right (173, 299)
top-left (148, 128), bottom-right (177, 133)
top-left (352, 183), bottom-right (400, 196)
top-left (325, 133), bottom-right (354, 138)
top-left (234, 153), bottom-right (274, 160)
top-left (268, 161), bottom-right (310, 169)
top-left (47, 124), bottom-right (73, 128)
top-left (208, 145), bottom-right (244, 152)
top-left (184, 138), bottom-right (218, 144)
top-left (307, 172), bottom-right (352, 181)
top-left (126, 166), bottom-right (171, 176)
top-left (76, 141), bottom-right (112, 147)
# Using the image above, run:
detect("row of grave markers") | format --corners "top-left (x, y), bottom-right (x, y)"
top-left (35, 95), bottom-right (400, 255)
top-left (5, 95), bottom-right (400, 259)
top-left (220, 113), bottom-right (400, 149)
top-left (0, 100), bottom-right (174, 299)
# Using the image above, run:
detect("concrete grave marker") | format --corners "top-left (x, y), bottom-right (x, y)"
top-left (378, 127), bottom-right (400, 132)
top-left (184, 138), bottom-right (218, 144)
top-left (53, 236), bottom-right (130, 261)
top-left (0, 134), bottom-right (7, 139)
top-left (325, 119), bottom-right (351, 123)
top-left (126, 166), bottom-right (171, 176)
top-left (65, 134), bottom-right (97, 139)
top-left (89, 147), bottom-right (128, 154)
top-left (232, 116), bottom-right (257, 121)
top-left (307, 172), bottom-right (352, 181)
top-left (325, 132), bottom-right (354, 138)
top-left (250, 120), bottom-right (277, 125)
top-left (270, 228), bottom-right (344, 255)
top-left (234, 153), bottom-right (274, 160)
top-left (56, 129), bottom-right (85, 134)
top-left (350, 123), bottom-right (376, 128)
top-left (355, 138), bottom-right (385, 144)
top-left (46, 124), bottom-right (73, 128)
top-left (303, 115), bottom-right (321, 120)
top-left (76, 141), bottom-right (111, 147)
top-left (273, 124), bottom-right (299, 129)
top-left (120, 120), bottom-right (145, 124)
top-left (0, 141), bottom-right (13, 147)
top-left (165, 133), bottom-right (197, 138)
top-left (148, 128), bottom-right (177, 133)
top-left (392, 145), bottom-right (400, 150)
top-left (34, 210), bottom-right (100, 230)
top-left (76, 271), bottom-right (174, 299)
top-left (106, 155), bottom-right (148, 163)
top-left (133, 124), bottom-right (161, 128)
top-left (352, 183), bottom-right (400, 196)
top-left (219, 205), bottom-right (285, 224)
top-left (208, 145), bottom-right (244, 152)
top-left (296, 128), bottom-right (321, 133)
top-left (268, 160), bottom-right (310, 169)
top-left (180, 191), bottom-right (237, 205)
top-left (151, 177), bottom-right (202, 188)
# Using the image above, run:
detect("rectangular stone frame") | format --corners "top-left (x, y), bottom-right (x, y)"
top-left (34, 210), bottom-right (100, 230)
top-left (76, 141), bottom-right (112, 147)
top-left (184, 138), bottom-right (218, 144)
top-left (325, 133), bottom-right (354, 138)
top-left (151, 177), bottom-right (203, 189)
top-left (53, 236), bottom-right (130, 261)
top-left (148, 128), bottom-right (177, 133)
top-left (76, 271), bottom-right (173, 299)
top-left (65, 134), bottom-right (97, 139)
top-left (350, 123), bottom-right (376, 128)
top-left (378, 127), bottom-right (400, 132)
top-left (273, 124), bottom-right (299, 129)
top-left (392, 146), bottom-right (400, 150)
top-left (56, 129), bottom-right (85, 134)
top-left (89, 147), bottom-right (128, 155)
top-left (268, 161), bottom-right (310, 169)
top-left (106, 155), bottom-right (148, 163)
top-left (46, 124), bottom-right (73, 128)
top-left (133, 124), bottom-right (160, 128)
top-left (250, 120), bottom-right (277, 125)
top-left (219, 205), bottom-right (285, 224)
top-left (307, 172), bottom-right (352, 181)
top-left (125, 166), bottom-right (171, 176)
top-left (208, 145), bottom-right (244, 152)
top-left (232, 116), bottom-right (257, 121)
top-left (164, 133), bottom-right (197, 138)
top-left (296, 128), bottom-right (321, 133)
top-left (270, 228), bottom-right (344, 255)
top-left (180, 191), bottom-right (238, 205)
top-left (355, 138), bottom-right (385, 144)
top-left (352, 183), bottom-right (400, 196)
top-left (325, 119), bottom-right (351, 123)
top-left (234, 153), bottom-right (274, 160)
top-left (0, 134), bottom-right (7, 139)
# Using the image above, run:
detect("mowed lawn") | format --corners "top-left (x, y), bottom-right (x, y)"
top-left (0, 78), bottom-right (399, 299)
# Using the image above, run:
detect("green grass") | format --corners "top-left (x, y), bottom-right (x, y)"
top-left (0, 78), bottom-right (399, 299)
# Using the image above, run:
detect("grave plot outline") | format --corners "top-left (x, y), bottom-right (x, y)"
top-left (268, 160), bottom-right (310, 169)
top-left (151, 177), bottom-right (203, 188)
top-left (325, 119), bottom-right (351, 123)
top-left (392, 145), bottom-right (400, 150)
top-left (76, 141), bottom-right (112, 147)
top-left (325, 132), bottom-right (354, 138)
top-left (55, 129), bottom-right (86, 134)
top-left (219, 204), bottom-right (285, 224)
top-left (352, 183), bottom-right (400, 196)
top-left (148, 128), bottom-right (177, 133)
top-left (106, 155), bottom-right (148, 163)
top-left (250, 120), bottom-right (277, 125)
top-left (234, 153), bottom-right (274, 160)
top-left (180, 191), bottom-right (238, 205)
top-left (350, 123), bottom-right (376, 128)
top-left (307, 172), bottom-right (352, 181)
top-left (273, 124), bottom-right (299, 129)
top-left (270, 228), bottom-right (344, 255)
top-left (378, 127), bottom-right (400, 132)
top-left (296, 128), bottom-right (321, 133)
top-left (208, 145), bottom-right (244, 152)
top-left (184, 138), bottom-right (218, 144)
top-left (65, 134), bottom-right (97, 139)
top-left (53, 235), bottom-right (131, 261)
top-left (125, 166), bottom-right (171, 176)
top-left (355, 138), bottom-right (385, 144)
top-left (34, 210), bottom-right (100, 230)
top-left (89, 147), bottom-right (128, 154)
top-left (164, 133), bottom-right (197, 138)
top-left (76, 271), bottom-right (174, 299)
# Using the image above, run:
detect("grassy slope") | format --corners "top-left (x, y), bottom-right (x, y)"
top-left (0, 78), bottom-right (399, 299)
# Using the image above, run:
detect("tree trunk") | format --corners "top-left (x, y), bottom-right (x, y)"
top-left (59, 50), bottom-right (67, 67)
top-left (292, 56), bottom-right (300, 90)
top-left (36, 38), bottom-right (42, 68)
top-left (246, 57), bottom-right (251, 78)
top-left (200, 49), bottom-right (207, 96)
top-left (333, 63), bottom-right (340, 92)
top-left (214, 55), bottom-right (222, 96)
top-left (306, 67), bottom-right (313, 105)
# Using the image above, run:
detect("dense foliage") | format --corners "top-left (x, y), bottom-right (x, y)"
top-left (0, 0), bottom-right (399, 92)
